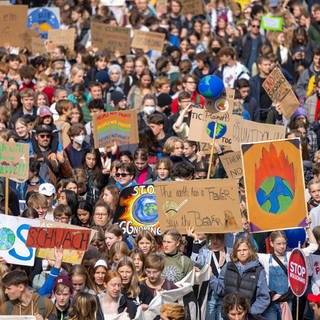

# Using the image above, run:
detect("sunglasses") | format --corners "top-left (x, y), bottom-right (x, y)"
top-left (39, 134), bottom-right (51, 138)
top-left (115, 173), bottom-right (130, 178)
top-left (251, 24), bottom-right (260, 28)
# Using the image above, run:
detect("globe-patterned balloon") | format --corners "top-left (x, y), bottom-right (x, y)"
top-left (198, 75), bottom-right (225, 99)
top-left (207, 122), bottom-right (227, 139)
top-left (132, 194), bottom-right (158, 225)
top-left (0, 227), bottom-right (15, 250)
top-left (256, 176), bottom-right (294, 214)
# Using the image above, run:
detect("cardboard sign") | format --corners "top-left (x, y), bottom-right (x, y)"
top-left (0, 214), bottom-right (40, 266)
top-left (36, 221), bottom-right (95, 264)
top-left (288, 248), bottom-right (308, 297)
top-left (91, 22), bottom-right (130, 54)
top-left (132, 30), bottom-right (165, 52)
top-left (220, 151), bottom-right (243, 179)
top-left (48, 28), bottom-right (76, 52)
top-left (26, 227), bottom-right (91, 250)
top-left (0, 5), bottom-right (28, 47)
top-left (261, 16), bottom-right (283, 31)
top-left (154, 179), bottom-right (242, 234)
top-left (27, 7), bottom-right (60, 39)
top-left (92, 110), bottom-right (139, 148)
top-left (241, 139), bottom-right (307, 233)
top-left (181, 0), bottom-right (204, 15)
top-left (263, 67), bottom-right (299, 118)
top-left (113, 184), bottom-right (160, 236)
top-left (0, 142), bottom-right (29, 181)
top-left (31, 36), bottom-right (47, 54)
top-left (189, 113), bottom-right (286, 151)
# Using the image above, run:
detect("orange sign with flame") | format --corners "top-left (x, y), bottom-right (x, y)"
top-left (241, 138), bottom-right (307, 232)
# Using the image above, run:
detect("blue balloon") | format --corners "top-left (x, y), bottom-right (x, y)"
top-left (284, 228), bottom-right (306, 249)
top-left (198, 75), bottom-right (225, 99)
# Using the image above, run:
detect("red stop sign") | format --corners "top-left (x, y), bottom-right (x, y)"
top-left (288, 248), bottom-right (308, 297)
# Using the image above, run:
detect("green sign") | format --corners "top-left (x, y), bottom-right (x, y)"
top-left (261, 16), bottom-right (283, 31)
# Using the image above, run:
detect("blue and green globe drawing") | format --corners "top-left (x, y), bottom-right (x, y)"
top-left (207, 122), bottom-right (227, 139)
top-left (198, 75), bottom-right (224, 99)
top-left (0, 227), bottom-right (15, 250)
top-left (256, 176), bottom-right (294, 214)
top-left (132, 194), bottom-right (158, 225)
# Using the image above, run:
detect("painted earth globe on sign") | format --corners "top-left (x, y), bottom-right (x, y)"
top-left (256, 176), bottom-right (294, 214)
top-left (207, 122), bottom-right (227, 139)
top-left (198, 75), bottom-right (225, 99)
top-left (0, 227), bottom-right (15, 250)
top-left (132, 194), bottom-right (158, 225)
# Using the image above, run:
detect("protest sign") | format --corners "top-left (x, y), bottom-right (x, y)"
top-left (263, 67), bottom-right (299, 118)
top-left (0, 5), bottom-right (28, 47)
top-left (154, 179), bottom-right (242, 233)
top-left (241, 138), bottom-right (307, 233)
top-left (219, 151), bottom-right (243, 179)
top-left (113, 185), bottom-right (160, 236)
top-left (92, 110), bottom-right (139, 148)
top-left (189, 113), bottom-right (286, 151)
top-left (181, 0), bottom-right (204, 15)
top-left (35, 221), bottom-right (95, 264)
top-left (100, 0), bottom-right (125, 5)
top-left (0, 317), bottom-right (36, 320)
top-left (236, 0), bottom-right (251, 9)
top-left (288, 248), bottom-right (308, 297)
top-left (91, 22), bottom-right (130, 54)
top-left (31, 36), bottom-right (47, 54)
top-left (27, 227), bottom-right (91, 250)
top-left (27, 7), bottom-right (60, 39)
top-left (48, 28), bottom-right (75, 52)
top-left (261, 16), bottom-right (283, 31)
top-left (0, 141), bottom-right (29, 181)
top-left (0, 214), bottom-right (40, 266)
top-left (132, 30), bottom-right (165, 52)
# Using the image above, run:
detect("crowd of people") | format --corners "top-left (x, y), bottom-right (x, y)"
top-left (0, 0), bottom-right (320, 319)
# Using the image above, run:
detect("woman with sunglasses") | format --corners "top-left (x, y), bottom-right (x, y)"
top-left (115, 162), bottom-right (137, 191)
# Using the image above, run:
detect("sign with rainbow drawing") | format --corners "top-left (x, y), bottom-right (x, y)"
top-left (241, 138), bottom-right (307, 233)
top-left (92, 110), bottom-right (139, 148)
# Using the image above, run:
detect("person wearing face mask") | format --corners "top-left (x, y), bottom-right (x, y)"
top-left (64, 123), bottom-right (90, 169)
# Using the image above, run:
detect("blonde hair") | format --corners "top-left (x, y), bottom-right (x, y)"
top-left (163, 136), bottom-right (184, 154)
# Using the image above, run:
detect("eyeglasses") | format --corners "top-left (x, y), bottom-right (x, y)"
top-left (251, 24), bottom-right (260, 28)
top-left (115, 173), bottom-right (131, 178)
top-left (39, 134), bottom-right (51, 138)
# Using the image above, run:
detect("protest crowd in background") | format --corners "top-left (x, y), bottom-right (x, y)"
top-left (1, 0), bottom-right (320, 319)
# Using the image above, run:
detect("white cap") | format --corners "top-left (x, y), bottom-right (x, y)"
top-left (94, 259), bottom-right (108, 269)
top-left (39, 183), bottom-right (56, 197)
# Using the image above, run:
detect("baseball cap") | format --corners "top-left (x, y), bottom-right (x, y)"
top-left (53, 275), bottom-right (73, 292)
top-left (37, 106), bottom-right (52, 118)
top-left (39, 183), bottom-right (56, 197)
top-left (35, 124), bottom-right (53, 134)
top-left (94, 259), bottom-right (108, 269)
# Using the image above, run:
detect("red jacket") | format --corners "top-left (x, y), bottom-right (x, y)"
top-left (171, 91), bottom-right (206, 114)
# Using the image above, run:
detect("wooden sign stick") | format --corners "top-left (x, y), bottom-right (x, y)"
top-left (207, 122), bottom-right (217, 179)
top-left (5, 177), bottom-right (9, 215)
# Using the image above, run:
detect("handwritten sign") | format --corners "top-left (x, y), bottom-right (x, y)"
top-left (263, 67), bottom-right (299, 118)
top-left (48, 28), bottom-right (76, 53)
top-left (132, 30), bottom-right (165, 52)
top-left (189, 113), bottom-right (286, 151)
top-left (93, 110), bottom-right (139, 148)
top-left (0, 5), bottom-right (28, 47)
top-left (26, 227), bottom-right (91, 250)
top-left (27, 7), bottom-right (60, 39)
top-left (154, 179), bottom-right (242, 233)
top-left (181, 0), bottom-right (204, 15)
top-left (220, 151), bottom-right (243, 179)
top-left (35, 221), bottom-right (95, 264)
top-left (0, 214), bottom-right (40, 266)
top-left (31, 36), bottom-right (47, 54)
top-left (261, 16), bottom-right (283, 31)
top-left (91, 22), bottom-right (130, 54)
top-left (0, 317), bottom-right (36, 320)
top-left (114, 185), bottom-right (160, 236)
top-left (0, 142), bottom-right (29, 181)
top-left (100, 0), bottom-right (125, 5)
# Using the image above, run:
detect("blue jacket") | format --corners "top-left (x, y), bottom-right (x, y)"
top-left (210, 259), bottom-right (270, 315)
top-left (38, 267), bottom-right (60, 296)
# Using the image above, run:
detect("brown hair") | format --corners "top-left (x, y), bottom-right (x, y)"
top-left (145, 253), bottom-right (165, 271)
top-left (230, 238), bottom-right (257, 263)
top-left (135, 229), bottom-right (157, 254)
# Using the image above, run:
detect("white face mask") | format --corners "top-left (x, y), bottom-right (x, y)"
top-left (144, 106), bottom-right (156, 115)
top-left (74, 135), bottom-right (85, 145)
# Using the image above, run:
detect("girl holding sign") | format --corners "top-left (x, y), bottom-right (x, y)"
top-left (258, 224), bottom-right (317, 320)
